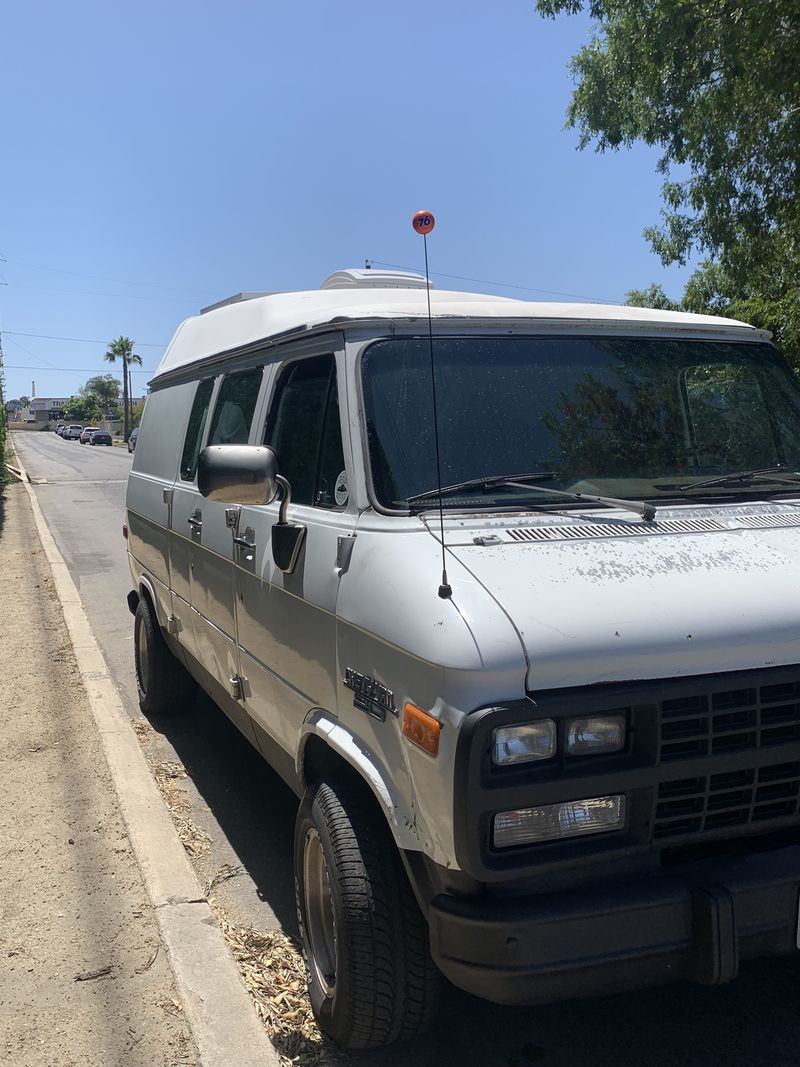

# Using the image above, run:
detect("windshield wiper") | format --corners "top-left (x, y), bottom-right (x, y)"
top-left (674, 466), bottom-right (800, 492)
top-left (407, 471), bottom-right (558, 502)
top-left (407, 472), bottom-right (656, 522)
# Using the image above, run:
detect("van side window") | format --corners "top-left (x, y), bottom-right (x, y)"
top-left (265, 355), bottom-right (346, 508)
top-left (207, 368), bottom-right (264, 446)
top-left (179, 378), bottom-right (215, 482)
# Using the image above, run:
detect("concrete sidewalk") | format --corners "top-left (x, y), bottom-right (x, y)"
top-left (0, 481), bottom-right (199, 1065)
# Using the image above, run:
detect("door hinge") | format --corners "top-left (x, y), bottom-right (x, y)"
top-left (225, 507), bottom-right (241, 529)
top-left (166, 614), bottom-right (181, 635)
top-left (229, 674), bottom-right (243, 700)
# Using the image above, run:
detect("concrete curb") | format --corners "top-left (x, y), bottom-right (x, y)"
top-left (12, 440), bottom-right (280, 1067)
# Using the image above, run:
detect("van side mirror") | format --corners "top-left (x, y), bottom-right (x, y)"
top-left (198, 444), bottom-right (280, 505)
top-left (197, 443), bottom-right (306, 574)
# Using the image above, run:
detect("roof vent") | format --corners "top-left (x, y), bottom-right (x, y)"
top-left (320, 268), bottom-right (432, 291)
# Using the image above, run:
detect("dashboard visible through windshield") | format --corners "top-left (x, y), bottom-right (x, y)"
top-left (360, 335), bottom-right (800, 511)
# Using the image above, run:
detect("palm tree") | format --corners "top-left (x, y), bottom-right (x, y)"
top-left (104, 336), bottom-right (142, 442)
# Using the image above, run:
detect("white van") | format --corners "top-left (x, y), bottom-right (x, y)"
top-left (126, 268), bottom-right (800, 1048)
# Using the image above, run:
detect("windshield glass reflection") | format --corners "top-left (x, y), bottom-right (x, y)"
top-left (361, 336), bottom-right (800, 510)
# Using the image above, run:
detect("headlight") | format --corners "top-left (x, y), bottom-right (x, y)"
top-left (492, 720), bottom-right (556, 766)
top-left (493, 795), bottom-right (626, 848)
top-left (565, 714), bottom-right (625, 756)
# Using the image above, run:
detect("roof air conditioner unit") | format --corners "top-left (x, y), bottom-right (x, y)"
top-left (320, 268), bottom-right (432, 290)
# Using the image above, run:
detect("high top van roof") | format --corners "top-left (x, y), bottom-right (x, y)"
top-left (152, 275), bottom-right (769, 382)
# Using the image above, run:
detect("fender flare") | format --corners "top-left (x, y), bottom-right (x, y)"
top-left (135, 573), bottom-right (167, 628)
top-left (298, 711), bottom-right (422, 852)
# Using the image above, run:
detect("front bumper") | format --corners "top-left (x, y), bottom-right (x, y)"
top-left (428, 843), bottom-right (800, 1004)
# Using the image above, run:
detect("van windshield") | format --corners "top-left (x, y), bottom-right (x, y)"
top-left (360, 336), bottom-right (800, 511)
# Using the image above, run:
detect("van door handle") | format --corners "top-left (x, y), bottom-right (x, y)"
top-left (187, 515), bottom-right (203, 529)
top-left (233, 535), bottom-right (255, 549)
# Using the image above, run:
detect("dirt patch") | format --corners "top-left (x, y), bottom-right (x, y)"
top-left (0, 483), bottom-right (199, 1066)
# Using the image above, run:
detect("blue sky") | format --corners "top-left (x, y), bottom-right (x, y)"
top-left (0, 0), bottom-right (697, 402)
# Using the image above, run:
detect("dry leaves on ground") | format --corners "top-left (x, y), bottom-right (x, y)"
top-left (152, 761), bottom-right (212, 856)
top-left (131, 717), bottom-right (154, 740)
top-left (213, 908), bottom-right (341, 1067)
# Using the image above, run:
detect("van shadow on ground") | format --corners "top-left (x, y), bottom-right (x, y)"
top-left (147, 688), bottom-right (299, 933)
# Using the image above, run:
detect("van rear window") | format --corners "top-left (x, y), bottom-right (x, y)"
top-left (180, 379), bottom-right (215, 481)
top-left (207, 368), bottom-right (263, 447)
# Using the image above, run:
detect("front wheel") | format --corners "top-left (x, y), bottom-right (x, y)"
top-left (134, 597), bottom-right (196, 715)
top-left (295, 780), bottom-right (441, 1049)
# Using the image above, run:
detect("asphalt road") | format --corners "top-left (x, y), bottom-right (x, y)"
top-left (13, 429), bottom-right (800, 1067)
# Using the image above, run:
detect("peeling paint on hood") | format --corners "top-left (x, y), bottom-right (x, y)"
top-left (445, 511), bottom-right (800, 691)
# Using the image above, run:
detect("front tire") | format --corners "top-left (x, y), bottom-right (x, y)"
top-left (134, 597), bottom-right (196, 715)
top-left (295, 780), bottom-right (441, 1049)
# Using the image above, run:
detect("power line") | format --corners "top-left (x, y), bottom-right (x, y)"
top-left (7, 257), bottom-right (218, 297)
top-left (368, 259), bottom-right (621, 304)
top-left (6, 281), bottom-right (201, 305)
top-left (4, 334), bottom-right (80, 375)
top-left (3, 362), bottom-right (154, 374)
top-left (3, 330), bottom-right (166, 346)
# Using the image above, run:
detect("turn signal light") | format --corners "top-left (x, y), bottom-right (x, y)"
top-left (402, 703), bottom-right (441, 756)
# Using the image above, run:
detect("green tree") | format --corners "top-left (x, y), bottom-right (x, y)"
top-left (624, 283), bottom-right (680, 312)
top-left (129, 399), bottom-right (145, 431)
top-left (64, 393), bottom-right (103, 423)
top-left (535, 1), bottom-right (800, 284)
top-left (626, 259), bottom-right (800, 370)
top-left (104, 336), bottom-right (142, 442)
top-left (82, 374), bottom-right (121, 416)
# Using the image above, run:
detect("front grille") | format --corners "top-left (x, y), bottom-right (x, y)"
top-left (654, 761), bottom-right (800, 839)
top-left (659, 679), bottom-right (800, 761)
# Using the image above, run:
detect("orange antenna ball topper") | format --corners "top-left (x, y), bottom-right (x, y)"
top-left (412, 210), bottom-right (435, 235)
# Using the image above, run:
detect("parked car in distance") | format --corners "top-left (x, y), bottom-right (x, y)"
top-left (127, 426), bottom-right (139, 453)
top-left (89, 429), bottom-right (113, 446)
top-left (80, 427), bottom-right (99, 444)
top-left (65, 424), bottom-right (83, 439)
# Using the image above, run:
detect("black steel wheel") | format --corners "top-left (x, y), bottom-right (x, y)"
top-left (294, 779), bottom-right (440, 1049)
top-left (133, 597), bottom-right (196, 715)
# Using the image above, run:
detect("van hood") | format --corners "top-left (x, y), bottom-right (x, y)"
top-left (442, 505), bottom-right (800, 692)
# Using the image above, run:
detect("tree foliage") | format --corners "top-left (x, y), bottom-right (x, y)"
top-left (82, 374), bottom-right (121, 414)
top-left (626, 259), bottom-right (800, 371)
top-left (64, 393), bottom-right (103, 422)
top-left (63, 373), bottom-right (124, 423)
top-left (129, 400), bottom-right (145, 431)
top-left (536, 1), bottom-right (800, 283)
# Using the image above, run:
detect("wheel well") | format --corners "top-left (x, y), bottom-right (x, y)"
top-left (301, 734), bottom-right (383, 815)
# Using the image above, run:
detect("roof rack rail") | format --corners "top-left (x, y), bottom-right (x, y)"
top-left (201, 292), bottom-right (275, 315)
